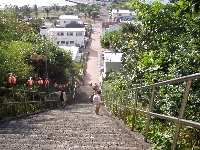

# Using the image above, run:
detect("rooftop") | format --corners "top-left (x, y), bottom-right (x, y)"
top-left (65, 23), bottom-right (85, 28)
top-left (59, 46), bottom-right (79, 60)
top-left (102, 22), bottom-right (121, 28)
top-left (112, 9), bottom-right (136, 15)
top-left (48, 28), bottom-right (85, 32)
top-left (104, 52), bottom-right (123, 62)
top-left (59, 15), bottom-right (80, 20)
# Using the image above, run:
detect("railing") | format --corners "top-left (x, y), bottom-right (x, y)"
top-left (102, 73), bottom-right (200, 150)
top-left (0, 87), bottom-right (61, 120)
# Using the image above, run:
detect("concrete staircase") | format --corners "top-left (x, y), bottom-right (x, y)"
top-left (74, 86), bottom-right (94, 103)
top-left (0, 86), bottom-right (152, 150)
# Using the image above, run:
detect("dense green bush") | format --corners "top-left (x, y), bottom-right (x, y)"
top-left (101, 0), bottom-right (200, 149)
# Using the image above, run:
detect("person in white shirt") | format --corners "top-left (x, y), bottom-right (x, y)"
top-left (93, 90), bottom-right (103, 115)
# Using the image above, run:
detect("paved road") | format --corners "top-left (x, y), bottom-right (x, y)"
top-left (100, 2), bottom-right (110, 22)
top-left (83, 25), bottom-right (104, 86)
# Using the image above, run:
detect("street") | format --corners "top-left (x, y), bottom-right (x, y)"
top-left (100, 2), bottom-right (110, 22)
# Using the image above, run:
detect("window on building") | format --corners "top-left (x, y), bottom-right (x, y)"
top-left (70, 41), bottom-right (74, 44)
top-left (61, 41), bottom-right (65, 44)
top-left (64, 21), bottom-right (66, 23)
top-left (57, 41), bottom-right (60, 45)
top-left (76, 32), bottom-right (83, 36)
top-left (66, 41), bottom-right (69, 45)
top-left (57, 32), bottom-right (64, 36)
top-left (67, 32), bottom-right (73, 36)
top-left (71, 21), bottom-right (77, 24)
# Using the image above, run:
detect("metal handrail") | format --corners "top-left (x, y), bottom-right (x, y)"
top-left (102, 73), bottom-right (200, 150)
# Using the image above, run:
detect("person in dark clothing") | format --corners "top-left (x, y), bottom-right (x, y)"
top-left (89, 93), bottom-right (95, 104)
top-left (54, 90), bottom-right (66, 108)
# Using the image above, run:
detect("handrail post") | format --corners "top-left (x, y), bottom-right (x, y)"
top-left (171, 80), bottom-right (192, 150)
top-left (39, 92), bottom-right (42, 110)
top-left (33, 92), bottom-right (36, 112)
top-left (115, 93), bottom-right (118, 116)
top-left (112, 93), bottom-right (115, 115)
top-left (12, 88), bottom-right (17, 117)
top-left (124, 90), bottom-right (129, 124)
top-left (45, 93), bottom-right (47, 109)
top-left (144, 86), bottom-right (155, 142)
top-left (109, 93), bottom-right (112, 112)
top-left (24, 90), bottom-right (27, 114)
top-left (132, 89), bottom-right (138, 131)
top-left (119, 91), bottom-right (122, 119)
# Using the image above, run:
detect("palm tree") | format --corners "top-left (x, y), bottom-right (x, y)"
top-left (44, 7), bottom-right (50, 18)
top-left (33, 4), bottom-right (38, 19)
top-left (121, 23), bottom-right (137, 34)
top-left (13, 5), bottom-right (20, 14)
top-left (61, 6), bottom-right (67, 12)
top-left (20, 5), bottom-right (32, 18)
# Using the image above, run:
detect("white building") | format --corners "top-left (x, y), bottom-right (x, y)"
top-left (112, 9), bottom-right (136, 20)
top-left (103, 52), bottom-right (123, 73)
top-left (59, 46), bottom-right (82, 62)
top-left (48, 28), bottom-right (85, 47)
top-left (59, 15), bottom-right (80, 28)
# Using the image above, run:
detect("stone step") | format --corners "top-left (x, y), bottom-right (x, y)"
top-left (0, 143), bottom-right (143, 150)
top-left (0, 138), bottom-right (145, 149)
top-left (0, 103), bottom-right (152, 149)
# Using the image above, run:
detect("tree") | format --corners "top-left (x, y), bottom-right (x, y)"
top-left (169, 0), bottom-right (199, 13)
top-left (33, 4), bottom-right (38, 19)
top-left (61, 6), bottom-right (67, 12)
top-left (44, 7), bottom-right (50, 18)
top-left (101, 0), bottom-right (200, 148)
top-left (20, 5), bottom-right (32, 18)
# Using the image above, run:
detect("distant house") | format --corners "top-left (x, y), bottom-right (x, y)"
top-left (101, 22), bottom-right (122, 36)
top-left (48, 28), bottom-right (85, 47)
top-left (40, 26), bottom-right (48, 36)
top-left (59, 15), bottom-right (80, 28)
top-left (107, 24), bottom-right (122, 33)
top-left (112, 9), bottom-right (136, 21)
top-left (102, 21), bottom-right (121, 29)
top-left (94, 0), bottom-right (102, 5)
top-left (103, 52), bottom-right (123, 73)
top-left (59, 46), bottom-right (82, 62)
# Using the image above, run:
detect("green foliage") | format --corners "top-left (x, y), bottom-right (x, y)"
top-left (102, 0), bottom-right (200, 149)
top-left (75, 3), bottom-right (101, 18)
top-left (0, 9), bottom-right (81, 117)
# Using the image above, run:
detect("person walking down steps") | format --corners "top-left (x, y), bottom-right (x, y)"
top-left (93, 90), bottom-right (103, 115)
top-left (93, 83), bottom-right (98, 92)
top-left (54, 90), bottom-right (67, 108)
top-left (89, 93), bottom-right (95, 104)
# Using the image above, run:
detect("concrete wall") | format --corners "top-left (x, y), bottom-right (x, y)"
top-left (60, 19), bottom-right (79, 27)
top-left (104, 62), bottom-right (122, 73)
top-left (49, 31), bottom-right (85, 47)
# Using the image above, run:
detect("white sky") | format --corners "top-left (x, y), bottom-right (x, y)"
top-left (0, 0), bottom-right (76, 7)
top-left (0, 0), bottom-right (170, 7)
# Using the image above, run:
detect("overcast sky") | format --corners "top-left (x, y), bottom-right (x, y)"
top-left (0, 0), bottom-right (170, 7)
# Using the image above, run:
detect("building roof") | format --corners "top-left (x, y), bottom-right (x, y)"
top-left (48, 28), bottom-right (85, 32)
top-left (104, 52), bottom-right (123, 62)
top-left (112, 9), bottom-right (136, 15)
top-left (59, 15), bottom-right (79, 20)
top-left (59, 46), bottom-right (79, 60)
top-left (65, 23), bottom-right (85, 28)
top-left (102, 22), bottom-right (121, 28)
